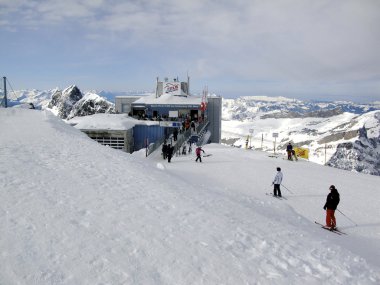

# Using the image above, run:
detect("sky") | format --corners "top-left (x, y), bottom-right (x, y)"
top-left (1, 107), bottom-right (380, 284)
top-left (1, 0), bottom-right (380, 102)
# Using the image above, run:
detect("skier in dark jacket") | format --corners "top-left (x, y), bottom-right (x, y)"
top-left (162, 143), bottom-right (168, 159)
top-left (167, 144), bottom-right (174, 163)
top-left (323, 185), bottom-right (340, 229)
top-left (286, 142), bottom-right (293, 160)
top-left (173, 128), bottom-right (178, 141)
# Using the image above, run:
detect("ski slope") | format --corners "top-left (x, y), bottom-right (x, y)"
top-left (1, 108), bottom-right (379, 284)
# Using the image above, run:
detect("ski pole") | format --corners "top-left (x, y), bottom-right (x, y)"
top-left (336, 209), bottom-right (358, 226)
top-left (281, 184), bottom-right (294, 194)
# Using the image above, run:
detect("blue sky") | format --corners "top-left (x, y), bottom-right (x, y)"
top-left (1, 0), bottom-right (380, 102)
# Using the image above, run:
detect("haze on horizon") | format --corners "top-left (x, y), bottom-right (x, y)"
top-left (1, 0), bottom-right (380, 103)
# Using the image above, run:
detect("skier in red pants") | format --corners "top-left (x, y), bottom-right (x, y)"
top-left (323, 185), bottom-right (340, 229)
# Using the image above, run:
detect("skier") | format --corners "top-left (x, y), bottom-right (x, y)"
top-left (323, 185), bottom-right (340, 229)
top-left (286, 143), bottom-right (293, 160)
top-left (195, 146), bottom-right (205, 162)
top-left (191, 121), bottom-right (196, 133)
top-left (272, 167), bottom-right (283, 197)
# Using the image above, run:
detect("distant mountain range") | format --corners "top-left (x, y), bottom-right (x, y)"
top-left (2, 86), bottom-right (115, 120)
top-left (222, 96), bottom-right (380, 176)
top-left (2, 87), bottom-right (380, 176)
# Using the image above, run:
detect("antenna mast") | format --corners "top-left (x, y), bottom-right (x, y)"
top-left (2, 77), bottom-right (7, 108)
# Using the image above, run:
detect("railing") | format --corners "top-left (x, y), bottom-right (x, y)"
top-left (147, 119), bottom-right (209, 157)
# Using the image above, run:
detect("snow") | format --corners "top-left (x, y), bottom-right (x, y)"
top-left (68, 113), bottom-right (140, 130)
top-left (1, 108), bottom-right (380, 284)
top-left (134, 93), bottom-right (201, 105)
top-left (68, 113), bottom-right (160, 131)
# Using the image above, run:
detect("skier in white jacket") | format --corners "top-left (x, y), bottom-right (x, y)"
top-left (272, 167), bottom-right (283, 197)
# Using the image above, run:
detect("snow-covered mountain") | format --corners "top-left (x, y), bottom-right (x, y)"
top-left (327, 123), bottom-right (380, 176)
top-left (222, 96), bottom-right (380, 176)
top-left (2, 85), bottom-right (115, 119)
top-left (47, 85), bottom-right (115, 119)
top-left (223, 96), bottom-right (379, 121)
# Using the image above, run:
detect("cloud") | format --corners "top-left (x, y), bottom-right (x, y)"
top-left (1, 0), bottom-right (379, 99)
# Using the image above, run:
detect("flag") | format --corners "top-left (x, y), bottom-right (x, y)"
top-left (294, 147), bottom-right (309, 159)
top-left (200, 87), bottom-right (208, 111)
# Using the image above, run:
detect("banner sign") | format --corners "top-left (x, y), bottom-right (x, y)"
top-left (294, 147), bottom-right (309, 159)
top-left (151, 104), bottom-right (200, 108)
top-left (164, 82), bottom-right (181, 95)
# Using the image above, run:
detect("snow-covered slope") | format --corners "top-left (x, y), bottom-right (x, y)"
top-left (1, 108), bottom-right (379, 284)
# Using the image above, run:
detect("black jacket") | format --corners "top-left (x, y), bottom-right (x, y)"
top-left (324, 189), bottom-right (340, 210)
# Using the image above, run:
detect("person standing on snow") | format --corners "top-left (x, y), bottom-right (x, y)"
top-left (173, 128), bottom-right (178, 141)
top-left (162, 142), bottom-right (168, 159)
top-left (167, 144), bottom-right (174, 163)
top-left (323, 185), bottom-right (340, 229)
top-left (195, 146), bottom-right (205, 162)
top-left (286, 143), bottom-right (293, 160)
top-left (272, 167), bottom-right (283, 197)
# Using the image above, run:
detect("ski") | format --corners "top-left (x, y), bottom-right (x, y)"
top-left (314, 221), bottom-right (346, 235)
top-left (265, 193), bottom-right (287, 200)
top-left (203, 154), bottom-right (212, 157)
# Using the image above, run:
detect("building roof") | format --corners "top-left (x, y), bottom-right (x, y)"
top-left (68, 113), bottom-right (158, 131)
top-left (133, 93), bottom-right (202, 106)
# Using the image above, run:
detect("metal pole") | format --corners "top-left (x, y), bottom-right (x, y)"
top-left (281, 184), bottom-right (294, 194)
top-left (187, 74), bottom-right (190, 95)
top-left (3, 77), bottom-right (7, 108)
top-left (155, 77), bottom-right (159, 98)
top-left (336, 209), bottom-right (357, 226)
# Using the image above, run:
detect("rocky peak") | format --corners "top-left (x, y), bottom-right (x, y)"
top-left (48, 85), bottom-right (83, 119)
top-left (327, 125), bottom-right (380, 176)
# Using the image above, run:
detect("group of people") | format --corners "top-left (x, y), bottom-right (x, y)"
top-left (162, 140), bottom-right (205, 164)
top-left (272, 167), bottom-right (340, 230)
top-left (162, 143), bottom-right (174, 163)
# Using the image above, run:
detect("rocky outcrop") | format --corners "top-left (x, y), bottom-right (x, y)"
top-left (327, 126), bottom-right (380, 176)
top-left (318, 130), bottom-right (360, 144)
top-left (48, 85), bottom-right (83, 119)
top-left (67, 93), bottom-right (115, 120)
top-left (47, 86), bottom-right (115, 119)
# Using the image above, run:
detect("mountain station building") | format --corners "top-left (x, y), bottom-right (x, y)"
top-left (78, 77), bottom-right (222, 155)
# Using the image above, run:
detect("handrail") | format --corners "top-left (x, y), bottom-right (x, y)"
top-left (147, 119), bottom-right (209, 157)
